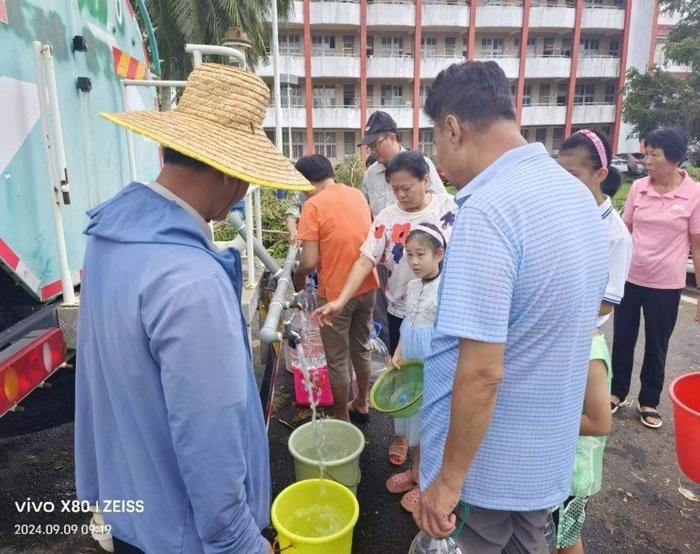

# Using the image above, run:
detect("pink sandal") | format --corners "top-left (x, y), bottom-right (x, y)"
top-left (386, 469), bottom-right (416, 494)
top-left (400, 487), bottom-right (421, 513)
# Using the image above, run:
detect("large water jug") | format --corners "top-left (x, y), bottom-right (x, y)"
top-left (408, 531), bottom-right (464, 554)
top-left (369, 322), bottom-right (391, 385)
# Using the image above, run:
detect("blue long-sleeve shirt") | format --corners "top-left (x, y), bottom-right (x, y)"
top-left (75, 183), bottom-right (270, 553)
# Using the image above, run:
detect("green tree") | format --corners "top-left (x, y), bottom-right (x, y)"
top-left (622, 0), bottom-right (700, 146)
top-left (143, 0), bottom-right (294, 80)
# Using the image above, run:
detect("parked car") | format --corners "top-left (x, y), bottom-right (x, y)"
top-left (616, 153), bottom-right (646, 176)
top-left (610, 156), bottom-right (629, 175)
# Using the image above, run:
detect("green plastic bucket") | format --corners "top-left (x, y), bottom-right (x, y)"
top-left (288, 419), bottom-right (365, 494)
top-left (370, 359), bottom-right (423, 418)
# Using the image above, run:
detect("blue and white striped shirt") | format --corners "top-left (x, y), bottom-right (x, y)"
top-left (419, 143), bottom-right (608, 511)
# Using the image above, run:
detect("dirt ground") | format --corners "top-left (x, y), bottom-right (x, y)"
top-left (0, 293), bottom-right (698, 553)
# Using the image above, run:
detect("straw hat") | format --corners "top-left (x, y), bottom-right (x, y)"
top-left (101, 63), bottom-right (312, 191)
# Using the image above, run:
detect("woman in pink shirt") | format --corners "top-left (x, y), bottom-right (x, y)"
top-left (611, 127), bottom-right (700, 429)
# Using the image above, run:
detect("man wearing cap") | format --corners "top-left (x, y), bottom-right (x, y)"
top-left (75, 64), bottom-right (311, 554)
top-left (361, 111), bottom-right (446, 219)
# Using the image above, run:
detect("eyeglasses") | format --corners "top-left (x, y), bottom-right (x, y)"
top-left (368, 136), bottom-right (388, 151)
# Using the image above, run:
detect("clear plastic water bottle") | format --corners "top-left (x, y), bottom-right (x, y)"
top-left (408, 531), bottom-right (464, 554)
top-left (369, 322), bottom-right (391, 385)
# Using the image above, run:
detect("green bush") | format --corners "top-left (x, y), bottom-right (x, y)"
top-left (213, 188), bottom-right (292, 259)
top-left (334, 155), bottom-right (366, 189)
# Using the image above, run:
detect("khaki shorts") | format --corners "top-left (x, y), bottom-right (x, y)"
top-left (318, 289), bottom-right (376, 387)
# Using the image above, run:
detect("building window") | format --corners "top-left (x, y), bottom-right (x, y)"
top-left (282, 130), bottom-right (304, 160)
top-left (556, 83), bottom-right (568, 106)
top-left (580, 38), bottom-right (600, 56)
top-left (523, 85), bottom-right (532, 106)
top-left (553, 128), bottom-right (564, 151)
top-left (419, 129), bottom-right (435, 158)
top-left (367, 35), bottom-right (375, 56)
top-left (574, 83), bottom-right (595, 104)
top-left (280, 34), bottom-right (301, 55)
top-left (481, 37), bottom-right (505, 57)
top-left (280, 84), bottom-right (302, 107)
top-left (608, 39), bottom-right (620, 57)
top-left (343, 35), bottom-right (355, 56)
top-left (604, 83), bottom-right (616, 103)
top-left (445, 37), bottom-right (457, 57)
top-left (380, 35), bottom-right (403, 57)
top-left (420, 84), bottom-right (430, 107)
top-left (344, 131), bottom-right (357, 157)
top-left (421, 37), bottom-right (437, 58)
top-left (343, 84), bottom-right (355, 107)
top-left (313, 84), bottom-right (336, 108)
top-left (561, 37), bottom-right (572, 57)
top-left (539, 84), bottom-right (551, 105)
top-left (312, 34), bottom-right (336, 56)
top-left (543, 37), bottom-right (556, 56)
top-left (535, 128), bottom-right (547, 144)
top-left (527, 37), bottom-right (537, 55)
top-left (314, 131), bottom-right (336, 159)
top-left (381, 84), bottom-right (404, 107)
top-left (367, 84), bottom-right (375, 107)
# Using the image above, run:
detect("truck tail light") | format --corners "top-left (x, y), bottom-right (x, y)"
top-left (0, 328), bottom-right (66, 418)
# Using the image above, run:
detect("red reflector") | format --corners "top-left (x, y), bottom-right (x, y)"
top-left (0, 328), bottom-right (66, 417)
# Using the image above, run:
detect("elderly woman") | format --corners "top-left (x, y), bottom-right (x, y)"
top-left (611, 127), bottom-right (700, 429)
top-left (315, 149), bottom-right (457, 463)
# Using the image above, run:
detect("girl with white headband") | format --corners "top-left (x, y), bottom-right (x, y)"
top-left (384, 221), bottom-right (446, 514)
top-left (553, 129), bottom-right (632, 554)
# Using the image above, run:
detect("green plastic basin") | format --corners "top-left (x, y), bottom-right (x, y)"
top-left (370, 359), bottom-right (423, 418)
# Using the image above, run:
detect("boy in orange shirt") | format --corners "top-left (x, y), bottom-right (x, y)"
top-left (293, 154), bottom-right (379, 422)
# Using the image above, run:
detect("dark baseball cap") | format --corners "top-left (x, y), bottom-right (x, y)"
top-left (360, 111), bottom-right (398, 145)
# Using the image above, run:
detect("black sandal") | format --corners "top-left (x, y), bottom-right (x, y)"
top-left (639, 409), bottom-right (663, 429)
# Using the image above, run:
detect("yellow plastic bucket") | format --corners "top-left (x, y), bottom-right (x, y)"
top-left (271, 478), bottom-right (359, 554)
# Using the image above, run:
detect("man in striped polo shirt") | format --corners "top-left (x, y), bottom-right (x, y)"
top-left (415, 61), bottom-right (609, 552)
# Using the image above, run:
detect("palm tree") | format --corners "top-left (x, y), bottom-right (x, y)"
top-left (143, 0), bottom-right (295, 80)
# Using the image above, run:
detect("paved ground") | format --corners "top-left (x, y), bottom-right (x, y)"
top-left (0, 291), bottom-right (698, 553)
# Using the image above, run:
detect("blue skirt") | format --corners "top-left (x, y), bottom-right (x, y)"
top-left (394, 321), bottom-right (433, 447)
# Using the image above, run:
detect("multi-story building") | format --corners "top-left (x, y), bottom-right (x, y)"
top-left (259, 0), bottom-right (661, 161)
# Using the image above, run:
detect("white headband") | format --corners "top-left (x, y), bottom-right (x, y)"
top-left (410, 223), bottom-right (446, 248)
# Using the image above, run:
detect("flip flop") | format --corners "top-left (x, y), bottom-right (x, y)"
top-left (388, 437), bottom-right (408, 466)
top-left (386, 469), bottom-right (416, 494)
top-left (347, 401), bottom-right (369, 425)
top-left (400, 487), bottom-right (421, 514)
top-left (638, 407), bottom-right (663, 429)
top-left (611, 400), bottom-right (621, 414)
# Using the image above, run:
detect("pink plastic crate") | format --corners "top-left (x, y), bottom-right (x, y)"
top-left (292, 365), bottom-right (334, 407)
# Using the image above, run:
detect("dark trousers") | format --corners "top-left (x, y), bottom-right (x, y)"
top-left (611, 282), bottom-right (682, 408)
top-left (388, 312), bottom-right (403, 355)
top-left (114, 537), bottom-right (145, 554)
top-left (373, 265), bottom-right (391, 347)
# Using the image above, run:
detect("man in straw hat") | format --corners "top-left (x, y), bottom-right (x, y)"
top-left (75, 63), bottom-right (311, 554)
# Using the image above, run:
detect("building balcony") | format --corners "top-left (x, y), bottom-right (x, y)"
top-left (474, 55), bottom-right (520, 79)
top-left (581, 7), bottom-right (625, 30)
top-left (256, 55), bottom-right (305, 79)
top-left (368, 103), bottom-right (414, 128)
top-left (476, 3), bottom-right (523, 29)
top-left (310, 0), bottom-right (360, 26)
top-left (367, 56), bottom-right (414, 78)
top-left (520, 104), bottom-right (567, 126)
top-left (571, 103), bottom-right (616, 125)
top-left (576, 56), bottom-right (619, 78)
top-left (263, 106), bottom-right (307, 128)
top-left (529, 5), bottom-right (575, 29)
top-left (367, 1), bottom-right (415, 27)
top-left (525, 56), bottom-right (571, 79)
top-left (311, 54), bottom-right (360, 78)
top-left (421, 56), bottom-right (464, 79)
top-left (313, 105), bottom-right (362, 128)
top-left (422, 0), bottom-right (469, 29)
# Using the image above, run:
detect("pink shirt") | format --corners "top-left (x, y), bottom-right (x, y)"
top-left (623, 171), bottom-right (700, 289)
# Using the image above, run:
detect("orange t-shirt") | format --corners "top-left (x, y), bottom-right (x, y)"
top-left (297, 184), bottom-right (379, 301)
